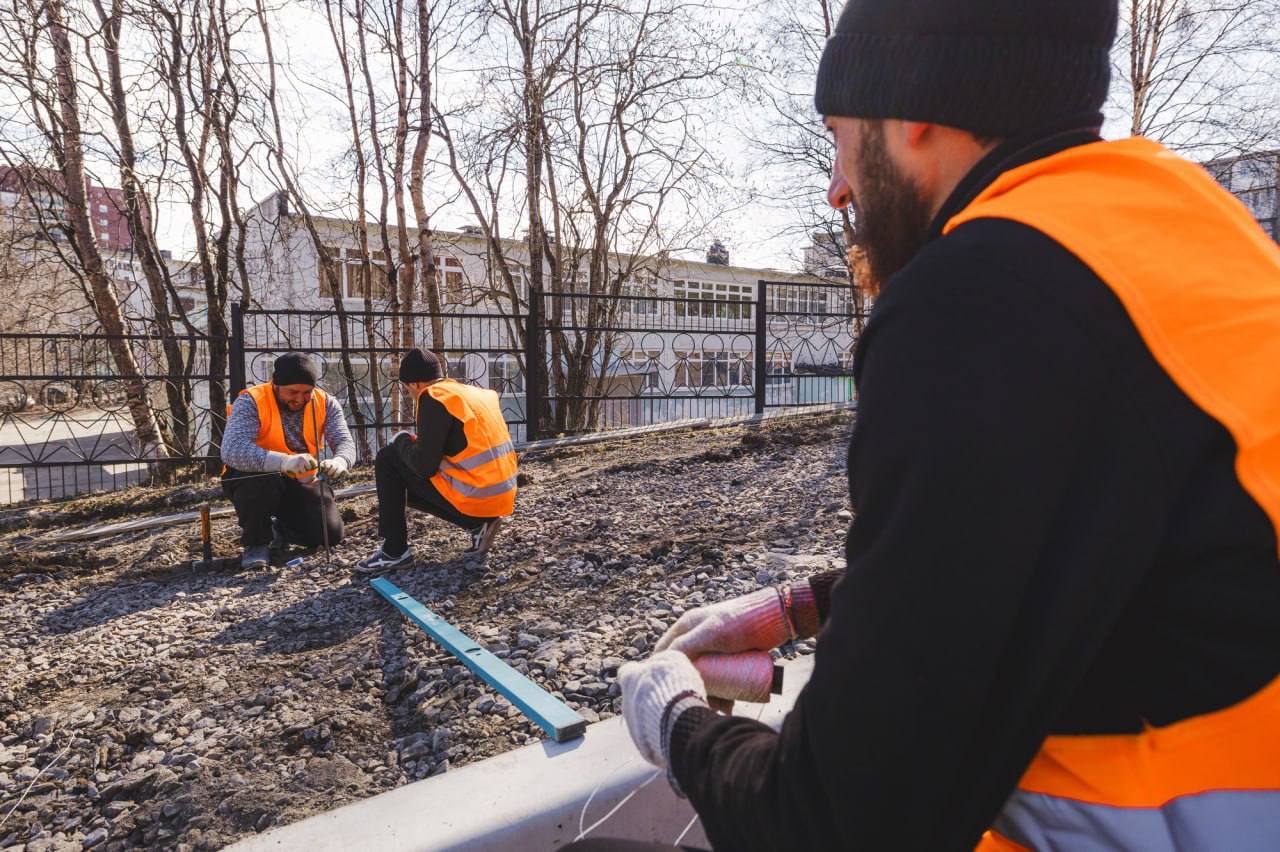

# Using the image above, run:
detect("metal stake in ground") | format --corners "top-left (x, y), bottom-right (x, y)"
top-left (312, 394), bottom-right (331, 564)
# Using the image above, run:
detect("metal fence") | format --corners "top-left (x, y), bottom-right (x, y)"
top-left (0, 330), bottom-right (227, 503)
top-left (235, 304), bottom-right (529, 456)
top-left (0, 282), bottom-right (862, 503)
top-left (533, 281), bottom-right (861, 435)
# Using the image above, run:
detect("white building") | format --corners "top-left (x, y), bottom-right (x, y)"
top-left (1207, 150), bottom-right (1279, 242)
top-left (181, 193), bottom-right (859, 440)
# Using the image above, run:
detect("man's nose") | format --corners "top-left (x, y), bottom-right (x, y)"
top-left (828, 173), bottom-right (852, 210)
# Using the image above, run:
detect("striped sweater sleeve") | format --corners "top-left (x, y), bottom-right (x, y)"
top-left (323, 394), bottom-right (358, 467)
top-left (220, 394), bottom-right (287, 473)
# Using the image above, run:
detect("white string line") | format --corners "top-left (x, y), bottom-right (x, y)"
top-left (575, 759), bottom-right (662, 842)
top-left (0, 737), bottom-right (73, 831)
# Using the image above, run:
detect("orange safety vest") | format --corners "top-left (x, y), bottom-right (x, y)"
top-left (423, 380), bottom-right (518, 518)
top-left (224, 383), bottom-right (328, 480)
top-left (944, 137), bottom-right (1280, 851)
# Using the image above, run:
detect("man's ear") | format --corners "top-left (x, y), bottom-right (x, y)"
top-left (902, 120), bottom-right (932, 149)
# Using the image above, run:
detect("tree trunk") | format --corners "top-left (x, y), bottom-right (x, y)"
top-left (46, 0), bottom-right (168, 462)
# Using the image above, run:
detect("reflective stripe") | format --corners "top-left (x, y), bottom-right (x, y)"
top-left (439, 441), bottom-right (515, 473)
top-left (438, 471), bottom-right (518, 499)
top-left (994, 788), bottom-right (1280, 852)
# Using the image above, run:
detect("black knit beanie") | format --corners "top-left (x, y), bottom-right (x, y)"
top-left (815, 0), bottom-right (1118, 137)
top-left (272, 352), bottom-right (318, 387)
top-left (398, 348), bottom-right (443, 383)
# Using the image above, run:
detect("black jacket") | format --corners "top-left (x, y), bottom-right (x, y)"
top-left (669, 130), bottom-right (1280, 851)
top-left (394, 385), bottom-right (468, 478)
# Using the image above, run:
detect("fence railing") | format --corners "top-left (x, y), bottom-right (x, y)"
top-left (0, 329), bottom-right (228, 504)
top-left (0, 281), bottom-right (863, 503)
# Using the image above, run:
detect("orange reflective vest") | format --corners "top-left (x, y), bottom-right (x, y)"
top-left (225, 383), bottom-right (328, 481)
top-left (423, 380), bottom-right (518, 518)
top-left (945, 137), bottom-right (1280, 851)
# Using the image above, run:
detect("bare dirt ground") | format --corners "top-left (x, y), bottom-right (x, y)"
top-left (0, 411), bottom-right (852, 851)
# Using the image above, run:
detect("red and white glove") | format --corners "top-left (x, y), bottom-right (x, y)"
top-left (655, 583), bottom-right (816, 658)
top-left (619, 650), bottom-right (709, 770)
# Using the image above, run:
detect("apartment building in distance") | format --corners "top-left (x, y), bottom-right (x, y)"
top-left (198, 193), bottom-right (859, 437)
top-left (1206, 150), bottom-right (1279, 242)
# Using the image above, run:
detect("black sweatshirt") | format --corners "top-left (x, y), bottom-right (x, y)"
top-left (394, 385), bottom-right (467, 478)
top-left (669, 130), bottom-right (1280, 851)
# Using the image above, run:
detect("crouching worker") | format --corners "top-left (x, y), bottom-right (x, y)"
top-left (356, 348), bottom-right (516, 574)
top-left (221, 352), bottom-right (356, 569)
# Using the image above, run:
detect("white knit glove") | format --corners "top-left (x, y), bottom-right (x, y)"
top-left (655, 586), bottom-right (798, 658)
top-left (318, 457), bottom-right (348, 481)
top-left (619, 650), bottom-right (709, 770)
top-left (280, 453), bottom-right (318, 475)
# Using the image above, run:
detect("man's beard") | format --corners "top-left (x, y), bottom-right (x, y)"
top-left (850, 123), bottom-right (934, 297)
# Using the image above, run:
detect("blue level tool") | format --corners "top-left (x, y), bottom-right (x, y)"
top-left (371, 577), bottom-right (587, 742)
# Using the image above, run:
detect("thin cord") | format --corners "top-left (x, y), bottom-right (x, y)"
top-left (673, 812), bottom-right (699, 846)
top-left (575, 767), bottom-right (661, 842)
top-left (578, 753), bottom-right (641, 839)
top-left (0, 737), bottom-right (72, 831)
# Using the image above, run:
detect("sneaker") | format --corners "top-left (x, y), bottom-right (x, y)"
top-left (355, 545), bottom-right (413, 575)
top-left (241, 544), bottom-right (270, 570)
top-left (465, 518), bottom-right (504, 556)
top-left (269, 518), bottom-right (289, 553)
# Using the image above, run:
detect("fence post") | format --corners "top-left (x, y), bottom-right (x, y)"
top-left (754, 280), bottom-right (767, 415)
top-left (229, 302), bottom-right (246, 397)
top-left (525, 289), bottom-right (543, 442)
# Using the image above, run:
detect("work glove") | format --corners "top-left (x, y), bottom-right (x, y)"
top-left (280, 453), bottom-right (318, 475)
top-left (655, 583), bottom-right (811, 658)
top-left (619, 650), bottom-right (709, 771)
top-left (318, 457), bottom-right (348, 481)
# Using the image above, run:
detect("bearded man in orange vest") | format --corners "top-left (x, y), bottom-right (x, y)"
top-left (595, 1), bottom-right (1280, 850)
top-left (356, 348), bottom-right (517, 574)
top-left (221, 352), bottom-right (355, 570)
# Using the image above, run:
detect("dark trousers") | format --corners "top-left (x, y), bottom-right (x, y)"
top-left (222, 468), bottom-right (344, 548)
top-left (375, 444), bottom-right (491, 554)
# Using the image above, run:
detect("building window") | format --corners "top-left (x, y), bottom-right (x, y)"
top-left (98, 204), bottom-right (108, 213)
top-left (619, 280), bottom-right (660, 317)
top-left (319, 245), bottom-right (342, 298)
top-left (623, 348), bottom-right (661, 389)
top-left (437, 255), bottom-right (466, 302)
top-left (1231, 158), bottom-right (1275, 193)
top-left (674, 349), bottom-right (752, 388)
top-left (99, 217), bottom-right (109, 226)
top-left (769, 285), bottom-right (830, 316)
top-left (345, 250), bottom-right (393, 301)
top-left (673, 280), bottom-right (752, 320)
top-left (488, 262), bottom-right (529, 308)
top-left (487, 354), bottom-right (524, 394)
top-left (317, 246), bottom-right (396, 301)
top-left (766, 350), bottom-right (792, 385)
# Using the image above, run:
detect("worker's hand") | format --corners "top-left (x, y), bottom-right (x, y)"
top-left (619, 650), bottom-right (709, 770)
top-left (280, 453), bottom-right (318, 475)
top-left (318, 457), bottom-right (348, 481)
top-left (389, 430), bottom-right (415, 446)
top-left (655, 585), bottom-right (799, 658)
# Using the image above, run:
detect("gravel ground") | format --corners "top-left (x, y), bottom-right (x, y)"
top-left (0, 411), bottom-right (852, 851)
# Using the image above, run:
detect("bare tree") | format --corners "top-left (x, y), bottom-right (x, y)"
top-left (0, 0), bottom-right (168, 459)
top-left (746, 0), bottom-right (866, 327)
top-left (434, 0), bottom-right (738, 433)
top-left (1116, 0), bottom-right (1280, 157)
